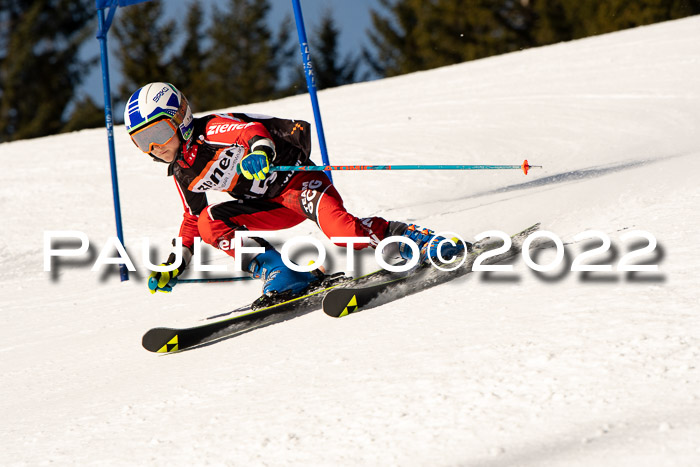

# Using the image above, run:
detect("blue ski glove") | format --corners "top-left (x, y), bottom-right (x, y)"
top-left (238, 150), bottom-right (270, 181)
top-left (148, 246), bottom-right (193, 294)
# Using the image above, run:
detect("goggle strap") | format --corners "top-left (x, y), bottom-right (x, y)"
top-left (172, 95), bottom-right (189, 126)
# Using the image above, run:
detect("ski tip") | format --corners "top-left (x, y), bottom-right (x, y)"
top-left (524, 222), bottom-right (542, 234)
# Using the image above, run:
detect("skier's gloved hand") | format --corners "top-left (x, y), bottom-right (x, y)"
top-left (238, 150), bottom-right (270, 181)
top-left (147, 244), bottom-right (193, 294)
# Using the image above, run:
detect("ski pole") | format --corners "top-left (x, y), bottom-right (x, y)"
top-left (148, 276), bottom-right (253, 290)
top-left (149, 276), bottom-right (252, 291)
top-left (148, 276), bottom-right (253, 293)
top-left (175, 277), bottom-right (254, 284)
top-left (270, 159), bottom-right (540, 175)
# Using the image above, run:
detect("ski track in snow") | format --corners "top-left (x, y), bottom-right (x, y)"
top-left (1, 16), bottom-right (700, 466)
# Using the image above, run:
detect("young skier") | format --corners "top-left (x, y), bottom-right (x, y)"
top-left (124, 82), bottom-right (466, 300)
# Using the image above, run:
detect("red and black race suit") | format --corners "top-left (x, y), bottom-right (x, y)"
top-left (170, 113), bottom-right (312, 247)
top-left (168, 112), bottom-right (390, 255)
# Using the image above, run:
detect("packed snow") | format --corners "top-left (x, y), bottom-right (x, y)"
top-left (1, 16), bottom-right (699, 466)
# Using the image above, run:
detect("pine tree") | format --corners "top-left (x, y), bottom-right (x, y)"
top-left (530, 0), bottom-right (700, 45)
top-left (271, 13), bottom-right (299, 97)
top-left (171, 2), bottom-right (208, 112)
top-left (200, 0), bottom-right (295, 109)
top-left (0, 0), bottom-right (94, 141)
top-left (62, 95), bottom-right (106, 133)
top-left (494, 0), bottom-right (538, 50)
top-left (668, 0), bottom-right (700, 16)
top-left (365, 0), bottom-right (700, 79)
top-left (365, 0), bottom-right (425, 77)
top-left (365, 0), bottom-right (518, 77)
top-left (112, 0), bottom-right (178, 103)
top-left (312, 9), bottom-right (361, 89)
top-left (531, 0), bottom-right (575, 45)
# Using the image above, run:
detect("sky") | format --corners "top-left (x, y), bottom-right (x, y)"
top-left (83, 0), bottom-right (382, 104)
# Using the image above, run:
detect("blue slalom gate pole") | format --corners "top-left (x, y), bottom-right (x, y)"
top-left (291, 0), bottom-right (333, 183)
top-left (96, 3), bottom-right (128, 281)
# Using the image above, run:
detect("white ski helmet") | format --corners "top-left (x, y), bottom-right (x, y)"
top-left (124, 82), bottom-right (194, 153)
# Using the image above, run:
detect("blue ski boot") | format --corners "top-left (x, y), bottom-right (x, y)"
top-left (246, 248), bottom-right (319, 297)
top-left (388, 222), bottom-right (470, 265)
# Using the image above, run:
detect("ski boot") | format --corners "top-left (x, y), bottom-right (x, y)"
top-left (388, 222), bottom-right (471, 265)
top-left (246, 248), bottom-right (324, 308)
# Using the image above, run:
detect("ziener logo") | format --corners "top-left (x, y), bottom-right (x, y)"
top-left (189, 146), bottom-right (245, 192)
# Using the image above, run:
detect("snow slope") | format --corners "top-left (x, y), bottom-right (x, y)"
top-left (2, 16), bottom-right (700, 466)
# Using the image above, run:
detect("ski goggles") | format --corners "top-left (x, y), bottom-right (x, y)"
top-left (129, 118), bottom-right (178, 153)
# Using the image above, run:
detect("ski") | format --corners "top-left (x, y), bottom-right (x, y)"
top-left (322, 223), bottom-right (541, 318)
top-left (142, 224), bottom-right (541, 351)
top-left (141, 268), bottom-right (398, 353)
